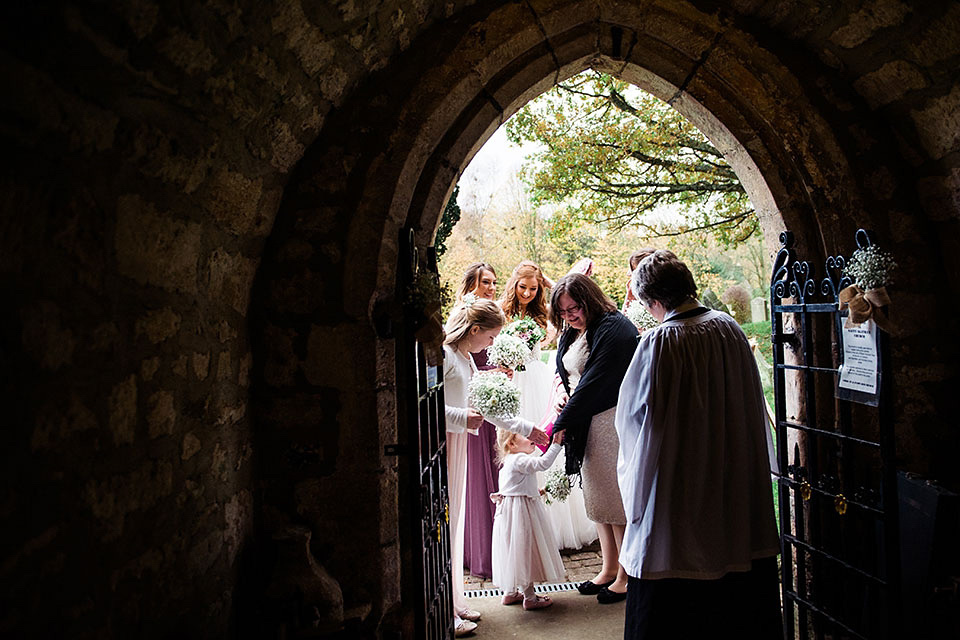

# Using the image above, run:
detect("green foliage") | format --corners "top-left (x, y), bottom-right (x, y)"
top-left (435, 185), bottom-right (461, 258)
top-left (506, 70), bottom-right (757, 245)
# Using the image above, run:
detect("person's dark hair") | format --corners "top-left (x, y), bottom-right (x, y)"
top-left (628, 247), bottom-right (657, 271)
top-left (631, 249), bottom-right (698, 310)
top-left (457, 262), bottom-right (496, 301)
top-left (549, 273), bottom-right (617, 330)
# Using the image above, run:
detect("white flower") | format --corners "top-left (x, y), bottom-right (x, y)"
top-left (487, 333), bottom-right (531, 370)
top-left (467, 371), bottom-right (520, 419)
top-left (843, 245), bottom-right (897, 291)
top-left (544, 467), bottom-right (572, 505)
top-left (624, 301), bottom-right (659, 331)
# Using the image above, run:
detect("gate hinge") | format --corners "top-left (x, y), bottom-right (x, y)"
top-left (384, 444), bottom-right (408, 456)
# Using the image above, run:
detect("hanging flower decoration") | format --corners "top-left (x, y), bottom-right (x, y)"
top-left (840, 245), bottom-right (897, 330)
top-left (487, 332), bottom-right (532, 371)
top-left (543, 467), bottom-right (572, 505)
top-left (405, 271), bottom-right (452, 362)
top-left (624, 301), bottom-right (660, 332)
top-left (467, 371), bottom-right (521, 419)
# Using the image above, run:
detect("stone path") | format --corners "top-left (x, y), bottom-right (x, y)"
top-left (461, 543), bottom-right (626, 638)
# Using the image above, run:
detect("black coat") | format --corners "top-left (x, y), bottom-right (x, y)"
top-left (553, 310), bottom-right (639, 476)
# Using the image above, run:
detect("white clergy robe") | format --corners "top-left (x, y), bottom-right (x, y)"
top-left (615, 307), bottom-right (779, 580)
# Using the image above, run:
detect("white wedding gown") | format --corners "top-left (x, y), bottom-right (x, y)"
top-left (513, 345), bottom-right (598, 550)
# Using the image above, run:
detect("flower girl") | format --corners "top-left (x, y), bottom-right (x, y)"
top-left (491, 429), bottom-right (567, 610)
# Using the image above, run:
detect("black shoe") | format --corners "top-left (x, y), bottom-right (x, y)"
top-left (596, 586), bottom-right (627, 604)
top-left (576, 579), bottom-right (614, 595)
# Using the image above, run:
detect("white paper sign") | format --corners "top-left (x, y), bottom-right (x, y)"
top-left (838, 319), bottom-right (879, 394)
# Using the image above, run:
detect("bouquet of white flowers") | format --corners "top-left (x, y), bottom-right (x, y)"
top-left (843, 245), bottom-right (897, 291)
top-left (624, 301), bottom-right (659, 332)
top-left (487, 333), bottom-right (531, 371)
top-left (467, 371), bottom-right (521, 419)
top-left (543, 467), bottom-right (572, 505)
top-left (840, 244), bottom-right (897, 329)
top-left (502, 316), bottom-right (547, 352)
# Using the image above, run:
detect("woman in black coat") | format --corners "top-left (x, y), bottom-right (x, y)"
top-left (550, 273), bottom-right (639, 604)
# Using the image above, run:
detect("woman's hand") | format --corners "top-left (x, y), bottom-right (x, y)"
top-left (528, 427), bottom-right (549, 447)
top-left (495, 366), bottom-right (514, 380)
top-left (466, 408), bottom-right (484, 431)
top-left (555, 391), bottom-right (569, 414)
top-left (553, 429), bottom-right (565, 445)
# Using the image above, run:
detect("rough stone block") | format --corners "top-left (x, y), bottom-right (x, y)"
top-left (108, 375), bottom-right (138, 446)
top-left (830, 0), bottom-right (912, 49)
top-left (853, 60), bottom-right (926, 109)
top-left (911, 83), bottom-right (960, 160)
top-left (115, 195), bottom-right (201, 294)
top-left (135, 308), bottom-right (181, 344)
top-left (20, 301), bottom-right (76, 371)
top-left (147, 390), bottom-right (176, 438)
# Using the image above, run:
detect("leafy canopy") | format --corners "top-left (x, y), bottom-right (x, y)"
top-left (506, 71), bottom-right (757, 245)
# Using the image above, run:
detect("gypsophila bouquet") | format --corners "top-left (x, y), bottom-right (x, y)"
top-left (487, 332), bottom-right (531, 371)
top-left (467, 371), bottom-right (521, 419)
top-left (624, 301), bottom-right (659, 331)
top-left (502, 316), bottom-right (547, 352)
top-left (543, 466), bottom-right (572, 505)
top-left (843, 245), bottom-right (897, 291)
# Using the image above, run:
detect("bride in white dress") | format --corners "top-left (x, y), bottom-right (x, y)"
top-left (499, 261), bottom-right (597, 550)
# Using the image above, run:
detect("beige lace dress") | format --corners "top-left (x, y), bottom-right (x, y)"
top-left (561, 331), bottom-right (627, 525)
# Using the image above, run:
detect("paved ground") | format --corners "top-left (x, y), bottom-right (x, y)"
top-left (462, 543), bottom-right (626, 638)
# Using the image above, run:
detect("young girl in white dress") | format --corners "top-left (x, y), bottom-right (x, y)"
top-left (491, 428), bottom-right (567, 611)
top-left (500, 261), bottom-right (596, 550)
top-left (443, 297), bottom-right (550, 635)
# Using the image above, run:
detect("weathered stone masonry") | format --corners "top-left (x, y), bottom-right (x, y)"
top-left (1, 1), bottom-right (958, 637)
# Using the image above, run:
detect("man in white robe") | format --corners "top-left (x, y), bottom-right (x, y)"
top-left (615, 250), bottom-right (781, 639)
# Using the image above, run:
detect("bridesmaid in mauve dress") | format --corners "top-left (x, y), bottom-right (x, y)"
top-left (454, 262), bottom-right (500, 579)
top-left (463, 348), bottom-right (498, 578)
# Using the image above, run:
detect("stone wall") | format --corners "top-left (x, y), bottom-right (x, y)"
top-left (1, 1), bottom-right (959, 637)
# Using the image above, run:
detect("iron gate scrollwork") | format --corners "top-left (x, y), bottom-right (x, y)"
top-left (396, 228), bottom-right (453, 639)
top-left (771, 229), bottom-right (900, 639)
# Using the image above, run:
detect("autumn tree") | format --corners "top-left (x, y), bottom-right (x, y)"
top-left (506, 71), bottom-right (756, 244)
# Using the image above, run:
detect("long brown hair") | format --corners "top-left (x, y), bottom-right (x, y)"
top-left (548, 273), bottom-right (616, 331)
top-left (499, 260), bottom-right (549, 328)
top-left (456, 262), bottom-right (496, 302)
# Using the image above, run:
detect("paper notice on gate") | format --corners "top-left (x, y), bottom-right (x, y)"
top-left (838, 319), bottom-right (879, 395)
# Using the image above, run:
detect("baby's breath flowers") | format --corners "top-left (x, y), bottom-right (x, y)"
top-left (487, 333), bottom-right (531, 371)
top-left (843, 245), bottom-right (897, 291)
top-left (467, 371), bottom-right (521, 419)
top-left (624, 301), bottom-right (660, 331)
top-left (502, 316), bottom-right (546, 352)
top-left (543, 467), bottom-right (572, 505)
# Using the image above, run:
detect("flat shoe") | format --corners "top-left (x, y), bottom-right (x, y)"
top-left (501, 591), bottom-right (524, 605)
top-left (454, 619), bottom-right (477, 636)
top-left (596, 586), bottom-right (627, 604)
top-left (458, 608), bottom-right (481, 621)
top-left (577, 579), bottom-right (614, 595)
top-left (522, 594), bottom-right (553, 610)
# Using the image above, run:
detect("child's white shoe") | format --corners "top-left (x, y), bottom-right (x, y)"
top-left (457, 607), bottom-right (482, 621)
top-left (454, 619), bottom-right (478, 636)
top-left (501, 591), bottom-right (524, 605)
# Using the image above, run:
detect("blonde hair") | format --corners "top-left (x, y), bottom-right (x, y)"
top-left (494, 427), bottom-right (522, 465)
top-left (499, 260), bottom-right (549, 328)
top-left (443, 297), bottom-right (505, 347)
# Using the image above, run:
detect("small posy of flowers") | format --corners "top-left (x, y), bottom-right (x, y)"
top-left (502, 316), bottom-right (546, 352)
top-left (843, 245), bottom-right (897, 291)
top-left (624, 301), bottom-right (659, 331)
top-left (467, 371), bottom-right (521, 419)
top-left (487, 332), bottom-right (531, 371)
top-left (543, 467), bottom-right (572, 505)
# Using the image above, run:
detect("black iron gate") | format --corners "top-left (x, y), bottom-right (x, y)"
top-left (771, 230), bottom-right (900, 639)
top-left (396, 229), bottom-right (453, 640)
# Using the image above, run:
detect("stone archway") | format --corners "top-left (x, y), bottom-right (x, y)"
top-left (251, 0), bottom-right (948, 633)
